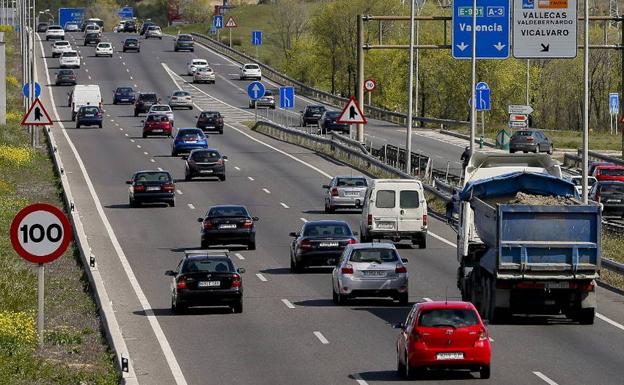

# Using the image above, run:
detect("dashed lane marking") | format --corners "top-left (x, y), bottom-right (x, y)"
top-left (280, 202), bottom-right (289, 209)
top-left (248, 176), bottom-right (255, 181)
top-left (262, 188), bottom-right (271, 194)
top-left (533, 372), bottom-right (559, 385)
top-left (234, 253), bottom-right (245, 260)
top-left (256, 273), bottom-right (268, 282)
top-left (281, 299), bottom-right (295, 309)
top-left (300, 218), bottom-right (307, 222)
top-left (176, 190), bottom-right (183, 195)
top-left (187, 204), bottom-right (195, 210)
top-left (313, 331), bottom-right (329, 344)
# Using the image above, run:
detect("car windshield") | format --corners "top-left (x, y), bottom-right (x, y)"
top-left (178, 35), bottom-right (192, 41)
top-left (303, 224), bottom-right (351, 237)
top-left (80, 107), bottom-right (99, 114)
top-left (182, 258), bottom-right (233, 273)
top-left (191, 150), bottom-right (220, 162)
top-left (63, 52), bottom-right (78, 57)
top-left (307, 106), bottom-right (325, 114)
top-left (141, 94), bottom-right (157, 102)
top-left (600, 168), bottom-right (624, 176)
top-left (419, 309), bottom-right (479, 328)
top-left (173, 91), bottom-right (189, 97)
top-left (208, 206), bottom-right (248, 218)
top-left (117, 87), bottom-right (133, 94)
top-left (336, 177), bottom-right (367, 187)
top-left (601, 184), bottom-right (624, 194)
top-left (349, 248), bottom-right (398, 263)
top-left (134, 172), bottom-right (171, 183)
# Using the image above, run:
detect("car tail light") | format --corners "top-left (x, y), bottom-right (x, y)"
top-left (300, 239), bottom-right (312, 250)
top-left (570, 282), bottom-right (595, 291)
top-left (242, 219), bottom-right (253, 228)
top-left (341, 264), bottom-right (353, 274)
top-left (395, 264), bottom-right (407, 274)
top-left (422, 214), bottom-right (428, 226)
top-left (133, 184), bottom-right (145, 192)
top-left (347, 238), bottom-right (357, 245)
top-left (176, 276), bottom-right (187, 289)
top-left (231, 274), bottom-right (241, 288)
top-left (331, 188), bottom-right (339, 197)
top-left (171, 96), bottom-right (178, 100)
top-left (216, 159), bottom-right (224, 165)
top-left (217, 117), bottom-right (223, 123)
top-left (203, 220), bottom-right (214, 230)
top-left (367, 214), bottom-right (372, 226)
top-left (162, 183), bottom-right (175, 192)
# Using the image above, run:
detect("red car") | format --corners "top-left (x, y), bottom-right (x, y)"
top-left (396, 301), bottom-right (491, 379)
top-left (592, 165), bottom-right (624, 182)
top-left (142, 114), bottom-right (172, 138)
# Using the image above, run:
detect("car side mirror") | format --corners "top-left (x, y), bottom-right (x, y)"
top-left (222, 155), bottom-right (228, 160)
top-left (401, 258), bottom-right (408, 264)
top-left (392, 322), bottom-right (405, 329)
top-left (237, 267), bottom-right (246, 274)
top-left (125, 180), bottom-right (132, 184)
top-left (289, 232), bottom-right (298, 237)
top-left (252, 216), bottom-right (259, 221)
top-left (197, 217), bottom-right (204, 223)
top-left (322, 184), bottom-right (330, 189)
top-left (165, 270), bottom-right (176, 276)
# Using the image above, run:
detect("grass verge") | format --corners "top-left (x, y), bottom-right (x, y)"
top-left (0, 29), bottom-right (119, 384)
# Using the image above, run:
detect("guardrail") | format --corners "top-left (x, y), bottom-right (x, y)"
top-left (576, 149), bottom-right (624, 166)
top-left (191, 32), bottom-right (468, 128)
top-left (439, 129), bottom-right (497, 149)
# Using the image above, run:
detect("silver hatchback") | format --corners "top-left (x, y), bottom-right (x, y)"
top-left (323, 176), bottom-right (368, 212)
top-left (331, 243), bottom-right (408, 305)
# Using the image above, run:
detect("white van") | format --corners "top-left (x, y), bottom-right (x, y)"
top-left (68, 85), bottom-right (102, 121)
top-left (360, 179), bottom-right (428, 248)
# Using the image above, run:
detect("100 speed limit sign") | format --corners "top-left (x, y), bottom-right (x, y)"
top-left (10, 203), bottom-right (72, 264)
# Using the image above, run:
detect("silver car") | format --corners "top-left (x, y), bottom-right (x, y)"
top-left (323, 176), bottom-right (368, 212)
top-left (168, 90), bottom-right (193, 110)
top-left (332, 243), bottom-right (408, 305)
top-left (193, 67), bottom-right (216, 84)
top-left (145, 25), bottom-right (163, 39)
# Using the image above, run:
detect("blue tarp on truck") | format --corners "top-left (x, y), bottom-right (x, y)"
top-left (58, 8), bottom-right (85, 28)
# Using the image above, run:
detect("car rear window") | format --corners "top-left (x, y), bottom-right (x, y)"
top-left (182, 258), bottom-right (233, 273)
top-left (63, 52), bottom-right (78, 57)
top-left (303, 224), bottom-right (350, 237)
top-left (48, 26), bottom-right (62, 30)
top-left (245, 64), bottom-right (259, 69)
top-left (59, 70), bottom-right (73, 75)
top-left (151, 106), bottom-right (170, 112)
top-left (419, 309), bottom-right (479, 328)
top-left (400, 190), bottom-right (420, 208)
top-left (599, 168), bottom-right (624, 176)
top-left (147, 115), bottom-right (168, 122)
top-left (191, 151), bottom-right (220, 162)
top-left (307, 106), bottom-right (325, 114)
top-left (173, 91), bottom-right (189, 97)
top-left (208, 206), bottom-right (248, 217)
top-left (326, 111), bottom-right (340, 119)
top-left (141, 94), bottom-right (157, 102)
top-left (179, 130), bottom-right (204, 139)
top-left (86, 33), bottom-right (99, 38)
top-left (336, 177), bottom-right (367, 187)
top-left (201, 112), bottom-right (220, 118)
top-left (80, 107), bottom-right (100, 114)
top-left (600, 184), bottom-right (624, 194)
top-left (134, 172), bottom-right (171, 182)
top-left (98, 43), bottom-right (111, 47)
top-left (126, 39), bottom-right (138, 43)
top-left (376, 190), bottom-right (395, 208)
top-left (512, 131), bottom-right (535, 137)
top-left (178, 35), bottom-right (192, 41)
top-left (56, 41), bottom-right (70, 46)
top-left (349, 248), bottom-right (398, 263)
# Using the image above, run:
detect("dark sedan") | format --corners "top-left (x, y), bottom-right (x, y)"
top-left (134, 93), bottom-right (158, 116)
top-left (185, 148), bottom-right (227, 181)
top-left (55, 69), bottom-right (77, 86)
top-left (84, 32), bottom-right (100, 46)
top-left (166, 251), bottom-right (245, 314)
top-left (123, 38), bottom-right (140, 52)
top-left (127, 170), bottom-right (176, 207)
top-left (75, 106), bottom-right (102, 128)
top-left (196, 111), bottom-right (224, 134)
top-left (123, 21), bottom-right (137, 33)
top-left (289, 220), bottom-right (357, 273)
top-left (300, 105), bottom-right (326, 126)
top-left (590, 181), bottom-right (624, 217)
top-left (318, 111), bottom-right (349, 135)
top-left (198, 205), bottom-right (258, 250)
top-left (113, 86), bottom-right (135, 104)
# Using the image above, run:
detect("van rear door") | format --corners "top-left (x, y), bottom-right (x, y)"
top-left (397, 188), bottom-right (424, 232)
top-left (370, 189), bottom-right (398, 231)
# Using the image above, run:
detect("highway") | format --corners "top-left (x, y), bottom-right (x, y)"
top-left (36, 32), bottom-right (624, 385)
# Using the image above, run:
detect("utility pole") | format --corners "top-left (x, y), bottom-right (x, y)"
top-left (356, 15), bottom-right (364, 143)
top-left (582, 0), bottom-right (589, 203)
top-left (469, 0), bottom-right (477, 154)
top-left (406, 0), bottom-right (416, 174)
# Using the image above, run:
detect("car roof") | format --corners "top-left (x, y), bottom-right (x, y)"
top-left (334, 175), bottom-right (366, 179)
top-left (304, 220), bottom-right (349, 226)
top-left (191, 147), bottom-right (219, 152)
top-left (597, 180), bottom-right (624, 185)
top-left (183, 254), bottom-right (232, 262)
top-left (201, 111), bottom-right (220, 114)
top-left (150, 104), bottom-right (171, 108)
top-left (349, 242), bottom-right (396, 250)
top-left (595, 165), bottom-right (624, 169)
top-left (417, 301), bottom-right (477, 311)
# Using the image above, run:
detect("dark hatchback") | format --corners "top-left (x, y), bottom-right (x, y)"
top-left (84, 32), bottom-right (100, 46)
top-left (300, 105), bottom-right (326, 126)
top-left (75, 106), bottom-right (103, 128)
top-left (123, 38), bottom-right (140, 52)
top-left (113, 87), bottom-right (135, 104)
top-left (124, 21), bottom-right (137, 33)
top-left (318, 111), bottom-right (349, 134)
top-left (196, 111), bottom-right (224, 133)
top-left (289, 220), bottom-right (357, 273)
top-left (140, 22), bottom-right (155, 35)
top-left (509, 129), bottom-right (553, 154)
top-left (185, 148), bottom-right (227, 181)
top-left (174, 34), bottom-right (194, 52)
top-left (37, 22), bottom-right (49, 32)
top-left (590, 181), bottom-right (624, 217)
top-left (198, 205), bottom-right (258, 250)
top-left (166, 251), bottom-right (245, 314)
top-left (127, 170), bottom-right (176, 207)
top-left (55, 69), bottom-right (77, 86)
top-left (134, 93), bottom-right (158, 116)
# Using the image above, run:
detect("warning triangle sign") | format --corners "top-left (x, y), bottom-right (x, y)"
top-left (336, 96), bottom-right (367, 124)
top-left (21, 98), bottom-right (53, 126)
top-left (225, 17), bottom-right (237, 28)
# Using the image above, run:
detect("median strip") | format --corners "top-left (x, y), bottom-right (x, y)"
top-left (313, 331), bottom-right (329, 344)
top-left (256, 273), bottom-right (268, 282)
top-left (281, 299), bottom-right (295, 309)
top-left (533, 371), bottom-right (559, 385)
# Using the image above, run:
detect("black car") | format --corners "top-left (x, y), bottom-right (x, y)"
top-left (123, 38), bottom-right (140, 52)
top-left (113, 86), bottom-right (136, 104)
top-left (165, 251), bottom-right (245, 314)
top-left (75, 105), bottom-right (103, 128)
top-left (196, 111), bottom-right (224, 133)
top-left (140, 22), bottom-right (155, 35)
top-left (185, 149), bottom-right (227, 181)
top-left (590, 181), bottom-right (624, 217)
top-left (174, 34), bottom-right (194, 52)
top-left (300, 105), bottom-right (326, 127)
top-left (134, 93), bottom-right (158, 116)
top-left (198, 205), bottom-right (258, 250)
top-left (84, 32), bottom-right (100, 46)
top-left (318, 111), bottom-right (349, 135)
top-left (37, 22), bottom-right (49, 32)
top-left (54, 69), bottom-right (77, 86)
top-left (289, 220), bottom-right (357, 273)
top-left (123, 20), bottom-right (137, 33)
top-left (126, 170), bottom-right (176, 207)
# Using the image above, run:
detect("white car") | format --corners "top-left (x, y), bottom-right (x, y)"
top-left (45, 25), bottom-right (65, 40)
top-left (148, 104), bottom-right (174, 124)
top-left (187, 59), bottom-right (208, 75)
top-left (569, 175), bottom-right (598, 196)
top-left (95, 42), bottom-right (114, 57)
top-left (59, 50), bottom-right (81, 69)
top-left (193, 67), bottom-right (216, 84)
top-left (83, 24), bottom-right (101, 36)
top-left (64, 22), bottom-right (80, 32)
top-left (51, 40), bottom-right (72, 58)
top-left (145, 25), bottom-right (162, 39)
top-left (168, 91), bottom-right (193, 110)
top-left (240, 63), bottom-right (262, 80)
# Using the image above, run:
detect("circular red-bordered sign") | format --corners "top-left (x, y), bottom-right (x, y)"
top-left (364, 79), bottom-right (377, 92)
top-left (10, 203), bottom-right (72, 264)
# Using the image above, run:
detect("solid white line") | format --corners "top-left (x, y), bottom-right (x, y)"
top-left (313, 331), bottom-right (329, 344)
top-left (187, 204), bottom-right (195, 210)
top-left (352, 374), bottom-right (368, 385)
top-left (262, 188), bottom-right (271, 194)
top-left (533, 372), bottom-right (559, 385)
top-left (300, 217), bottom-right (307, 222)
top-left (280, 202), bottom-right (289, 209)
top-left (423, 297), bottom-right (433, 302)
top-left (429, 231), bottom-right (457, 248)
top-left (248, 176), bottom-right (254, 181)
top-left (256, 273), bottom-right (268, 282)
top-left (176, 189), bottom-right (183, 195)
top-left (281, 299), bottom-right (295, 309)
top-left (234, 253), bottom-right (245, 260)
top-left (234, 166), bottom-right (240, 171)
top-left (38, 37), bottom-right (189, 385)
top-left (596, 313), bottom-right (624, 332)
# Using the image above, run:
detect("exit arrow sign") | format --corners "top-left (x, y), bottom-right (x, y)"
top-left (508, 105), bottom-right (533, 115)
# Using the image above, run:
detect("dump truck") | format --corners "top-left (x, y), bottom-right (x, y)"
top-left (454, 153), bottom-right (600, 324)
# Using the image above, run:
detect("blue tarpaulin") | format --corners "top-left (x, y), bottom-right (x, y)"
top-left (459, 172), bottom-right (578, 201)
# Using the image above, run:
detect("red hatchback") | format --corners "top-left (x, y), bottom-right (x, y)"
top-left (396, 301), bottom-right (491, 379)
top-left (142, 114), bottom-right (172, 138)
top-left (592, 165), bottom-right (624, 183)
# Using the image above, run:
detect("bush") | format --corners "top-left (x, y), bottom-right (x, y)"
top-left (0, 311), bottom-right (37, 355)
top-left (0, 145), bottom-right (34, 167)
top-left (0, 25), bottom-right (14, 32)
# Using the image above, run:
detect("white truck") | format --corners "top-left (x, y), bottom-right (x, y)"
top-left (68, 85), bottom-right (102, 121)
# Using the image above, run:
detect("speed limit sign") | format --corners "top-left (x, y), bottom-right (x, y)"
top-left (364, 79), bottom-right (376, 92)
top-left (10, 203), bottom-right (72, 264)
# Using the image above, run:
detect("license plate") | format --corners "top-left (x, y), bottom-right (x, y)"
top-left (344, 191), bottom-right (359, 196)
top-left (219, 224), bottom-right (236, 229)
top-left (607, 199), bottom-right (621, 203)
top-left (152, 129), bottom-right (163, 132)
top-left (319, 242), bottom-right (339, 247)
top-left (146, 186), bottom-right (160, 191)
top-left (546, 282), bottom-right (569, 289)
top-left (376, 222), bottom-right (394, 230)
top-left (185, 140), bottom-right (197, 143)
top-left (200, 170), bottom-right (213, 173)
top-left (436, 352), bottom-right (464, 360)
top-left (363, 270), bottom-right (386, 277)
top-left (198, 281), bottom-right (220, 288)
top-left (85, 114), bottom-right (94, 117)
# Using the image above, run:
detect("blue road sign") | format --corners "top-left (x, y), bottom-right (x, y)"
top-left (22, 82), bottom-right (41, 98)
top-left (452, 0), bottom-right (510, 59)
top-left (209, 26), bottom-right (217, 35)
top-left (213, 15), bottom-right (223, 29)
top-left (117, 7), bottom-right (133, 19)
top-left (475, 82), bottom-right (491, 111)
top-left (247, 82), bottom-right (265, 100)
top-left (279, 87), bottom-right (295, 110)
top-left (252, 31), bottom-right (262, 46)
top-left (610, 93), bottom-right (619, 115)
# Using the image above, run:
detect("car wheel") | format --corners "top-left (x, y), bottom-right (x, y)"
top-left (172, 298), bottom-right (186, 314)
top-left (142, 133), bottom-right (147, 138)
top-left (171, 151), bottom-right (177, 157)
top-left (332, 288), bottom-right (339, 304)
top-left (76, 123), bottom-right (80, 128)
top-left (480, 365), bottom-right (491, 379)
top-left (134, 110), bottom-right (138, 117)
top-left (219, 175), bottom-right (226, 181)
top-left (398, 293), bottom-right (409, 306)
top-left (324, 202), bottom-right (334, 213)
top-left (248, 239), bottom-right (256, 250)
top-left (174, 48), bottom-right (178, 52)
top-left (337, 291), bottom-right (348, 306)
top-left (397, 349), bottom-right (407, 378)
top-left (185, 172), bottom-right (191, 181)
top-left (201, 240), bottom-right (210, 249)
top-left (129, 198), bottom-right (138, 208)
top-left (191, 49), bottom-right (194, 52)
top-left (290, 258), bottom-right (302, 273)
top-left (219, 129), bottom-right (223, 134)
top-left (573, 308), bottom-right (595, 325)
top-left (231, 300), bottom-right (243, 314)
top-left (98, 123), bottom-right (102, 128)
top-left (168, 200), bottom-right (175, 207)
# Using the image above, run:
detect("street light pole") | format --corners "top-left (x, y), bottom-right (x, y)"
top-left (581, 0), bottom-right (589, 203)
top-left (406, 0), bottom-right (416, 174)
top-left (469, 0), bottom-right (477, 154)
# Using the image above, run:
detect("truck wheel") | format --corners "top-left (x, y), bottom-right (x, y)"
top-left (574, 308), bottom-right (595, 325)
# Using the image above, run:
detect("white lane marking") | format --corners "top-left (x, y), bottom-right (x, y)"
top-left (262, 188), bottom-right (271, 194)
top-left (429, 232), bottom-right (456, 248)
top-left (88, 75), bottom-right (92, 80)
top-left (176, 189), bottom-right (183, 195)
top-left (489, 337), bottom-right (495, 342)
top-left (158, 167), bottom-right (164, 171)
top-left (143, 151), bottom-right (148, 155)
top-left (352, 374), bottom-right (368, 385)
top-left (187, 204), bottom-right (195, 210)
top-left (134, 84), bottom-right (138, 88)
top-left (313, 331), bottom-right (329, 344)
top-left (37, 37), bottom-right (189, 385)
top-left (300, 217), bottom-right (307, 222)
top-left (423, 297), bottom-right (433, 302)
top-left (137, 144), bottom-right (142, 148)
top-left (122, 61), bottom-right (126, 65)
top-left (130, 76), bottom-right (134, 80)
top-left (281, 299), bottom-right (295, 309)
top-left (280, 202), bottom-right (289, 209)
top-left (150, 159), bottom-right (156, 163)
top-left (533, 372), bottom-right (559, 385)
top-left (124, 133), bottom-right (129, 137)
top-left (256, 273), bottom-right (268, 282)
top-left (126, 68), bottom-right (130, 73)
top-left (111, 119), bottom-right (115, 122)
top-left (234, 166), bottom-right (240, 171)
top-left (130, 139), bottom-right (135, 143)
top-left (247, 176), bottom-right (254, 181)
top-left (234, 253), bottom-right (245, 260)
top-left (84, 68), bottom-right (89, 72)
top-left (596, 313), bottom-right (624, 332)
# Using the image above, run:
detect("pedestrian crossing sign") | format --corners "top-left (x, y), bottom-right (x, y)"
top-left (21, 98), bottom-right (53, 126)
